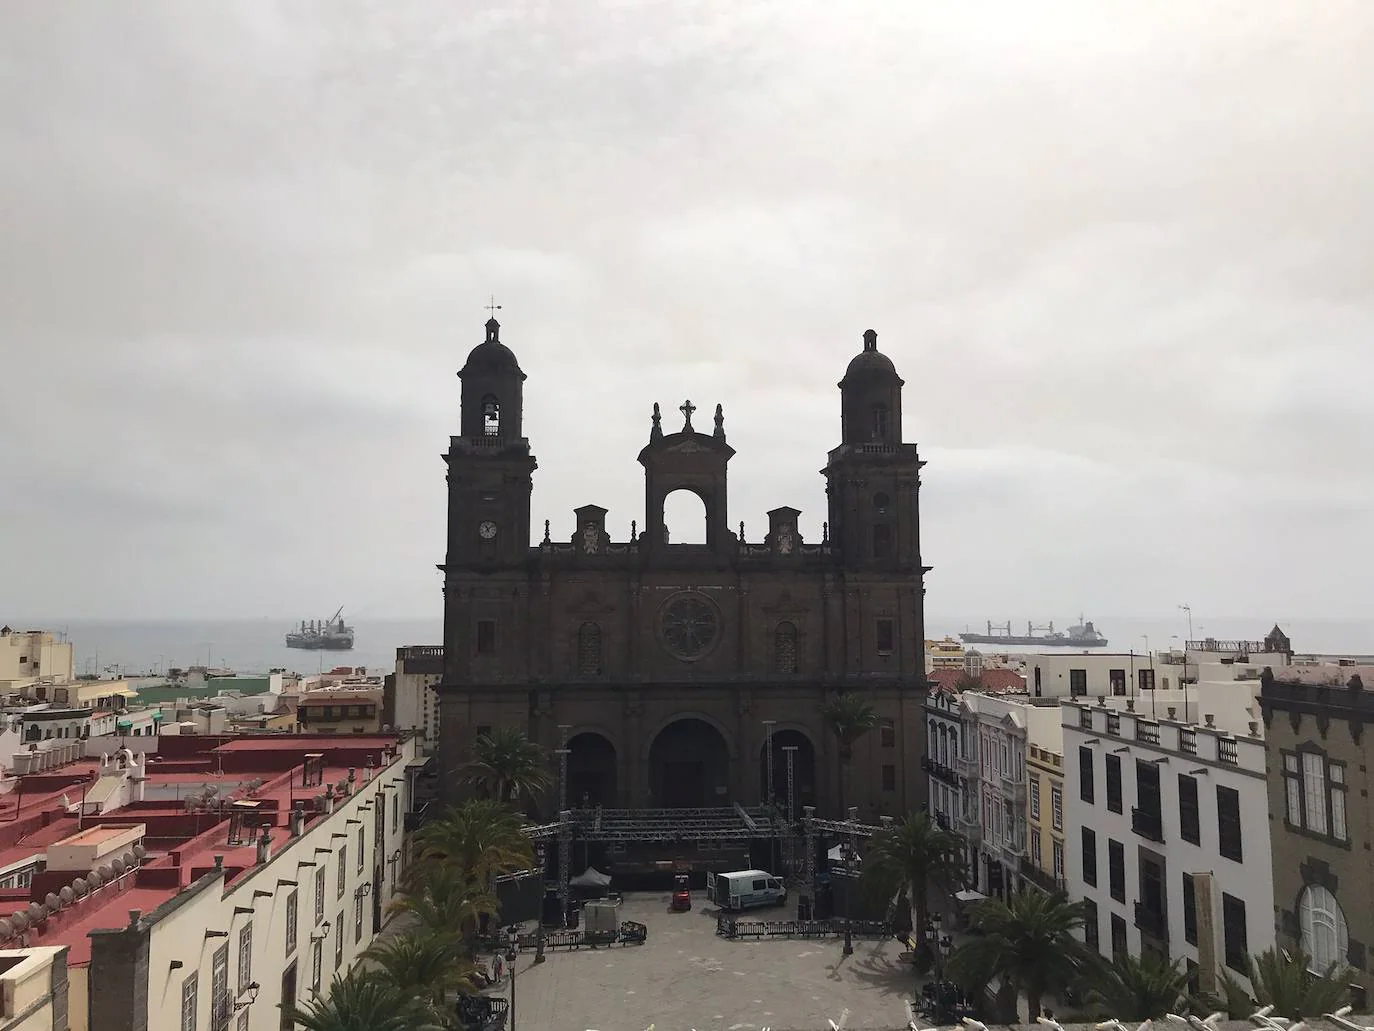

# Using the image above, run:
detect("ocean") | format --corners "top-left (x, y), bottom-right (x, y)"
top-left (19, 615), bottom-right (1374, 679)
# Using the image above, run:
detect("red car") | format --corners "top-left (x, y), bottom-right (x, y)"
top-left (670, 874), bottom-right (691, 911)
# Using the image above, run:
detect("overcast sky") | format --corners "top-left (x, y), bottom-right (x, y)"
top-left (3, 2), bottom-right (1372, 622)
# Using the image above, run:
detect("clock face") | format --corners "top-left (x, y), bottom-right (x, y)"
top-left (478, 520), bottom-right (498, 540)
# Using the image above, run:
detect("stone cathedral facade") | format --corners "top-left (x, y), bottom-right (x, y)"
top-left (435, 317), bottom-right (931, 822)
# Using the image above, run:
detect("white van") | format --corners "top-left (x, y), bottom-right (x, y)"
top-left (707, 869), bottom-right (787, 911)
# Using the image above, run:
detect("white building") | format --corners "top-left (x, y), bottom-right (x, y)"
top-left (389, 647), bottom-right (443, 750)
top-left (1062, 696), bottom-right (1272, 995)
top-left (924, 687), bottom-right (962, 833)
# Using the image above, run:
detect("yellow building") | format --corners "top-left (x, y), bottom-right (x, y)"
top-left (1024, 740), bottom-right (1066, 892)
top-left (0, 627), bottom-right (74, 688)
top-left (925, 636), bottom-right (965, 673)
top-left (296, 688), bottom-right (383, 734)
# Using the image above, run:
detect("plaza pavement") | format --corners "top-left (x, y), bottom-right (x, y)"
top-left (486, 890), bottom-right (920, 1031)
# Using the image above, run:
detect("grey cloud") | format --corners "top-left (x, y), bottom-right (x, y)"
top-left (2, 1), bottom-right (1372, 620)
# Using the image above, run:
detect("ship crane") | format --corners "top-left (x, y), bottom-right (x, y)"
top-left (1028, 621), bottom-right (1055, 636)
top-left (327, 605), bottom-right (344, 627)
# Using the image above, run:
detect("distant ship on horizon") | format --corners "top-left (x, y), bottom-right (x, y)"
top-left (285, 607), bottom-right (355, 650)
top-left (960, 617), bottom-right (1108, 649)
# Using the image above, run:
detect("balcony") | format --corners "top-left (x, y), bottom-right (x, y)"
top-left (1134, 901), bottom-right (1169, 941)
top-left (922, 756), bottom-right (961, 788)
top-left (1131, 807), bottom-right (1164, 843)
top-left (956, 812), bottom-right (982, 845)
top-left (1020, 859), bottom-right (1066, 894)
top-left (955, 755), bottom-right (980, 780)
top-left (999, 773), bottom-right (1028, 804)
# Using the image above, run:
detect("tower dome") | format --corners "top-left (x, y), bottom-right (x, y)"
top-left (460, 318), bottom-right (524, 378)
top-left (838, 328), bottom-right (903, 445)
top-left (458, 317), bottom-right (526, 440)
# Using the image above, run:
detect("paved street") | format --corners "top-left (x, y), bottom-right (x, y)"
top-left (486, 891), bottom-right (918, 1031)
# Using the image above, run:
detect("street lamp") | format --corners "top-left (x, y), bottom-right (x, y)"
top-left (842, 805), bottom-right (857, 958)
top-left (505, 927), bottom-right (519, 1031)
top-left (926, 912), bottom-right (955, 1023)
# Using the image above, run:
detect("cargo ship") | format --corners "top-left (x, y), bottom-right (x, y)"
top-left (285, 607), bottom-right (355, 650)
top-left (960, 618), bottom-right (1108, 648)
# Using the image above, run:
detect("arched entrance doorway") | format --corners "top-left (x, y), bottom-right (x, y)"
top-left (758, 729), bottom-right (817, 818)
top-left (648, 718), bottom-right (731, 808)
top-left (566, 733), bottom-right (617, 808)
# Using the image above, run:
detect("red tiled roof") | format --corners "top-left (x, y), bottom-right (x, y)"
top-left (929, 668), bottom-right (1027, 694)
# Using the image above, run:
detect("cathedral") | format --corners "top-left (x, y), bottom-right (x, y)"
top-left (435, 317), bottom-right (931, 823)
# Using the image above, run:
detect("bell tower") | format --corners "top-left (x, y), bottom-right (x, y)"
top-left (823, 329), bottom-right (925, 572)
top-left (442, 316), bottom-right (537, 571)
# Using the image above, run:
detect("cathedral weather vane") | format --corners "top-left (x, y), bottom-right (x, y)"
top-left (485, 295), bottom-right (502, 317)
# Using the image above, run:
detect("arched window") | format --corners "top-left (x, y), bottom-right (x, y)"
top-left (938, 726), bottom-right (949, 766)
top-left (577, 622), bottom-right (603, 676)
top-left (774, 621), bottom-right (798, 673)
top-left (871, 404), bottom-right (889, 440)
top-left (481, 395), bottom-right (501, 436)
top-left (1300, 884), bottom-right (1349, 973)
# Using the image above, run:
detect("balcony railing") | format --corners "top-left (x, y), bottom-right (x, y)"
top-left (1000, 773), bottom-right (1028, 803)
top-left (922, 757), bottom-right (961, 788)
top-left (1106, 713), bottom-right (1122, 736)
top-left (1131, 807), bottom-right (1164, 842)
top-left (955, 755), bottom-right (980, 779)
top-left (1134, 901), bottom-right (1169, 941)
top-left (1179, 729), bottom-right (1198, 754)
top-left (1020, 859), bottom-right (1066, 894)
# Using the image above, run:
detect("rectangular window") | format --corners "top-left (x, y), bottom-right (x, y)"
top-left (285, 891), bottom-right (298, 955)
top-left (1222, 893), bottom-right (1248, 971)
top-left (335, 911), bottom-right (344, 968)
top-left (475, 620), bottom-right (497, 655)
top-left (1182, 872), bottom-right (1198, 945)
top-left (881, 764), bottom-right (895, 791)
top-left (1079, 746), bottom-right (1095, 803)
top-left (314, 867), bottom-right (326, 924)
top-left (1178, 774), bottom-right (1201, 845)
top-left (357, 827), bottom-right (365, 872)
top-left (1105, 754), bottom-right (1123, 813)
top-left (211, 944), bottom-right (230, 1030)
top-left (1081, 827), bottom-right (1098, 887)
top-left (1111, 914), bottom-right (1128, 961)
top-left (1331, 763), bottom-right (1348, 840)
top-left (237, 924), bottom-right (253, 992)
top-left (1031, 827), bottom-right (1042, 865)
top-left (354, 895), bottom-right (364, 944)
top-left (1216, 785), bottom-right (1243, 862)
top-left (1051, 785), bottom-right (1063, 831)
top-left (876, 619), bottom-right (895, 654)
top-left (311, 940), bottom-right (322, 996)
top-left (1109, 669), bottom-right (1126, 696)
top-left (1052, 839), bottom-right (1064, 880)
top-left (1302, 751), bottom-right (1327, 834)
top-left (1030, 778), bottom-right (1041, 819)
top-left (1083, 898), bottom-right (1100, 952)
top-left (881, 722), bottom-right (895, 748)
top-left (337, 848), bottom-right (346, 898)
top-left (1108, 839), bottom-right (1125, 902)
top-left (1138, 668), bottom-right (1156, 691)
top-left (181, 973), bottom-right (199, 1031)
top-left (1069, 669), bottom-right (1088, 697)
top-left (872, 523), bottom-right (892, 558)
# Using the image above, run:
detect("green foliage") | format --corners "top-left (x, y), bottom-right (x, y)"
top-left (459, 726), bottom-right (552, 804)
top-left (859, 811), bottom-right (966, 944)
top-left (1093, 951), bottom-right (1191, 1020)
top-left (363, 932), bottom-right (480, 1004)
top-left (281, 972), bottom-right (443, 1031)
top-left (412, 798), bottom-right (533, 886)
top-left (387, 863), bottom-right (498, 947)
top-left (819, 693), bottom-right (880, 760)
top-left (1188, 947), bottom-right (1351, 1020)
top-left (946, 889), bottom-right (1093, 1019)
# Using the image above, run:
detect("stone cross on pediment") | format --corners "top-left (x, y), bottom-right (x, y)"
top-left (679, 399), bottom-right (696, 431)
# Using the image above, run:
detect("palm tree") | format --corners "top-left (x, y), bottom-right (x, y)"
top-left (459, 726), bottom-right (552, 805)
top-left (945, 889), bottom-right (1093, 1019)
top-left (820, 692), bottom-right (879, 816)
top-left (281, 972), bottom-right (442, 1031)
top-left (859, 812), bottom-right (966, 948)
top-left (1196, 947), bottom-right (1353, 1020)
top-left (363, 931), bottom-right (480, 1008)
top-left (1094, 951), bottom-right (1190, 1020)
top-left (389, 862), bottom-right (499, 945)
top-left (412, 798), bottom-right (533, 886)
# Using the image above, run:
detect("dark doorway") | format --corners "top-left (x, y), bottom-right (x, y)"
top-left (372, 866), bottom-right (383, 933)
top-left (280, 963), bottom-right (297, 1031)
top-left (649, 719), bottom-right (731, 808)
top-left (758, 729), bottom-right (817, 816)
top-left (567, 733), bottom-right (618, 808)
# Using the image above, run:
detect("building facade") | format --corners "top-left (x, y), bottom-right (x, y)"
top-left (1260, 671), bottom-right (1371, 1000)
top-left (388, 647), bottom-right (444, 752)
top-left (1024, 737), bottom-right (1066, 894)
top-left (1063, 697), bottom-right (1272, 996)
top-left (924, 687), bottom-right (962, 832)
top-left (435, 320), bottom-right (932, 820)
top-left (960, 693), bottom-right (1030, 900)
